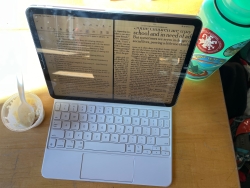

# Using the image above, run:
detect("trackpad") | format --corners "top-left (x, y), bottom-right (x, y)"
top-left (80, 153), bottom-right (134, 182)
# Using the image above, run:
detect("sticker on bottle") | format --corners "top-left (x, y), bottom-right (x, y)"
top-left (223, 40), bottom-right (250, 57)
top-left (187, 54), bottom-right (226, 80)
top-left (196, 28), bottom-right (224, 54)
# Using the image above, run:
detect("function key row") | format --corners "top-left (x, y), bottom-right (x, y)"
top-left (54, 103), bottom-right (170, 119)
top-left (53, 113), bottom-right (170, 127)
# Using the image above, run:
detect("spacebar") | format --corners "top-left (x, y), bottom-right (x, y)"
top-left (84, 142), bottom-right (125, 152)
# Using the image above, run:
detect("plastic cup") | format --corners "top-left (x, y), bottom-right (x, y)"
top-left (1, 93), bottom-right (45, 132)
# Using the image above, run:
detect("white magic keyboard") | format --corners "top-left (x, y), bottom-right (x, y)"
top-left (47, 100), bottom-right (171, 157)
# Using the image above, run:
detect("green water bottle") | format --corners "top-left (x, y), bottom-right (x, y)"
top-left (186, 0), bottom-right (250, 80)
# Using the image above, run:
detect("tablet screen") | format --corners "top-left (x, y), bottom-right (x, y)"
top-left (27, 8), bottom-right (201, 106)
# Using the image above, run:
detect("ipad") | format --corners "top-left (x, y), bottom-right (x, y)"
top-left (26, 5), bottom-right (202, 107)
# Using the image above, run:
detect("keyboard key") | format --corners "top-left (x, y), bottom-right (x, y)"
top-left (102, 133), bottom-right (110, 142)
top-left (125, 126), bottom-right (133, 134)
top-left (48, 138), bottom-right (56, 148)
top-left (116, 125), bottom-right (124, 133)
top-left (61, 112), bottom-right (70, 120)
top-left (152, 128), bottom-right (160, 136)
top-left (69, 104), bottom-right (78, 112)
top-left (62, 121), bottom-right (70, 129)
top-left (71, 122), bottom-right (79, 130)
top-left (126, 145), bottom-right (135, 153)
top-left (153, 146), bottom-right (161, 150)
top-left (114, 107), bottom-right (121, 115)
top-left (143, 145), bottom-right (152, 150)
top-left (164, 120), bottom-right (170, 128)
top-left (122, 108), bottom-right (130, 116)
top-left (138, 136), bottom-right (146, 144)
top-left (106, 115), bottom-right (114, 123)
top-left (93, 133), bottom-right (101, 141)
top-left (161, 146), bottom-right (169, 151)
top-left (84, 132), bottom-right (92, 140)
top-left (161, 129), bottom-right (170, 137)
top-left (149, 119), bottom-right (158, 127)
top-left (97, 115), bottom-right (105, 123)
top-left (158, 119), bottom-right (164, 127)
top-left (84, 142), bottom-right (125, 152)
top-left (60, 103), bottom-right (69, 111)
top-left (104, 107), bottom-right (112, 114)
top-left (152, 151), bottom-right (161, 155)
top-left (160, 111), bottom-right (170, 119)
top-left (96, 106), bottom-right (104, 113)
top-left (89, 123), bottom-right (97, 131)
top-left (55, 103), bottom-right (60, 111)
top-left (53, 111), bottom-right (61, 120)
top-left (74, 132), bottom-right (83, 139)
top-left (75, 140), bottom-right (83, 149)
top-left (51, 129), bottom-right (64, 138)
top-left (143, 150), bottom-right (151, 154)
top-left (120, 135), bottom-right (128, 143)
top-left (65, 130), bottom-right (74, 139)
top-left (70, 113), bottom-right (79, 121)
top-left (147, 110), bottom-right (153, 117)
top-left (111, 134), bottom-right (119, 142)
top-left (147, 137), bottom-right (155, 145)
top-left (153, 110), bottom-right (159, 118)
top-left (56, 139), bottom-right (65, 148)
top-left (124, 117), bottom-right (131, 125)
top-left (134, 127), bottom-right (142, 135)
top-left (143, 127), bottom-right (151, 135)
top-left (107, 124), bottom-right (115, 133)
top-left (78, 104), bottom-right (86, 112)
top-left (141, 118), bottom-right (149, 126)
top-left (156, 137), bottom-right (170, 145)
top-left (87, 105), bottom-right (95, 113)
top-left (132, 117), bottom-right (140, 125)
top-left (139, 109), bottom-right (147, 117)
top-left (98, 124), bottom-right (106, 132)
top-left (115, 116), bottom-right (123, 124)
top-left (135, 145), bottom-right (142, 153)
top-left (80, 122), bottom-right (88, 131)
top-left (88, 114), bottom-right (96, 122)
top-left (131, 109), bottom-right (138, 116)
top-left (65, 140), bottom-right (74, 149)
top-left (52, 120), bottom-right (61, 128)
top-left (162, 151), bottom-right (170, 156)
top-left (129, 135), bottom-right (137, 143)
top-left (79, 113), bottom-right (87, 121)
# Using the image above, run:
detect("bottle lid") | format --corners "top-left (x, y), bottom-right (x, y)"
top-left (216, 0), bottom-right (250, 26)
